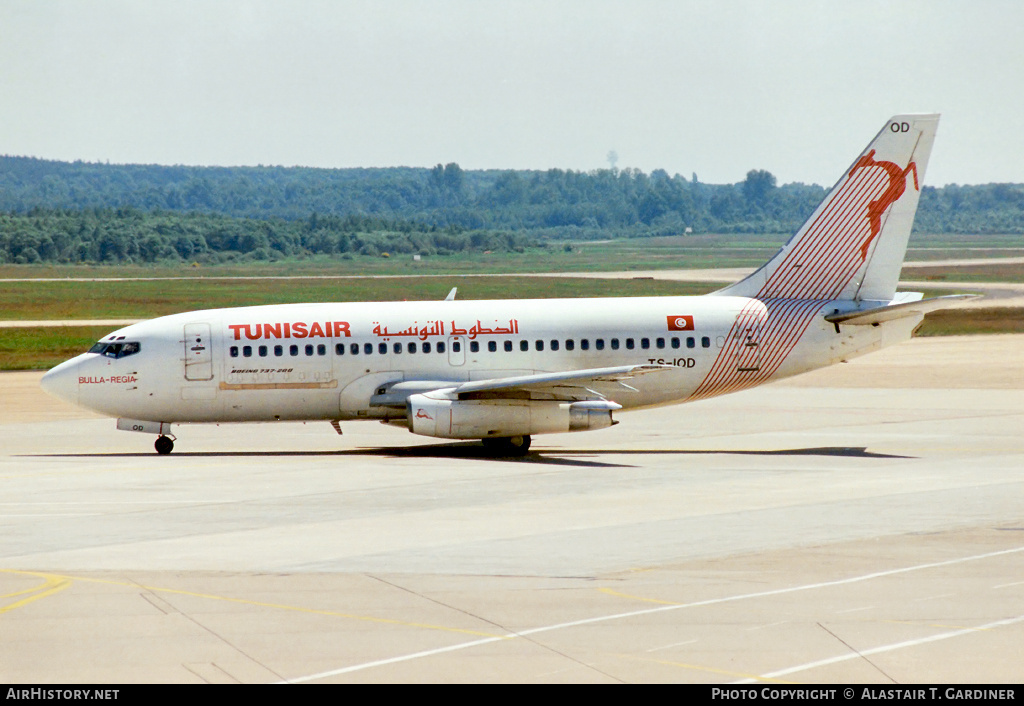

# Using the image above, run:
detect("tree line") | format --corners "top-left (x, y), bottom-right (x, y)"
top-left (1, 155), bottom-right (1022, 264)
top-left (0, 209), bottom-right (535, 265)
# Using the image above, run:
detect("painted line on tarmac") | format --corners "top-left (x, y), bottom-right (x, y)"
top-left (735, 613), bottom-right (1024, 683)
top-left (0, 569), bottom-right (507, 640)
top-left (282, 544), bottom-right (1024, 683)
top-left (0, 574), bottom-right (71, 616)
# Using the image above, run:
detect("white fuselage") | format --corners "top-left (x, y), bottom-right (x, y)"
top-left (42, 294), bottom-right (909, 427)
top-left (38, 114), bottom-right (943, 452)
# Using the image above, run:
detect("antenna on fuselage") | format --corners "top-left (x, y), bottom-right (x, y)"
top-left (444, 287), bottom-right (458, 301)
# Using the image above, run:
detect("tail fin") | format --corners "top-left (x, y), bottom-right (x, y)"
top-left (716, 114), bottom-right (939, 302)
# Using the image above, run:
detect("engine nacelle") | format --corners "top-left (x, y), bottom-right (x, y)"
top-left (406, 394), bottom-right (618, 440)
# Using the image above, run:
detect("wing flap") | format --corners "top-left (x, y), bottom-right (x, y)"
top-left (451, 364), bottom-right (672, 398)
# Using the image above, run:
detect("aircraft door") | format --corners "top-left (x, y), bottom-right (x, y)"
top-left (184, 323), bottom-right (214, 381)
top-left (447, 336), bottom-right (466, 366)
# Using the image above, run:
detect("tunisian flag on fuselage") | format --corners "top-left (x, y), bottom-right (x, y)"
top-left (666, 315), bottom-right (694, 331)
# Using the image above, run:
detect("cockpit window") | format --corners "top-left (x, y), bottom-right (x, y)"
top-left (88, 341), bottom-right (141, 358)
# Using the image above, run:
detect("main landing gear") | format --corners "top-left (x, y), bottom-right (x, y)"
top-left (154, 435), bottom-right (174, 455)
top-left (481, 435), bottom-right (531, 457)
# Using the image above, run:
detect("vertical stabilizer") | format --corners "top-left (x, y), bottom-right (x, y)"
top-left (716, 114), bottom-right (939, 302)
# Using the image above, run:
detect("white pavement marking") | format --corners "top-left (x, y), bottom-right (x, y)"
top-left (282, 545), bottom-right (1024, 683)
top-left (646, 639), bottom-right (699, 652)
top-left (736, 613), bottom-right (1024, 683)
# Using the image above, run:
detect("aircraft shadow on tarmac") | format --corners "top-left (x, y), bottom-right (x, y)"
top-left (29, 443), bottom-right (913, 468)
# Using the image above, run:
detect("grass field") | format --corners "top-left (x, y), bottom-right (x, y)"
top-left (913, 307), bottom-right (1024, 337)
top-left (0, 276), bottom-right (715, 321)
top-left (0, 326), bottom-right (113, 371)
top-left (904, 263), bottom-right (1024, 283)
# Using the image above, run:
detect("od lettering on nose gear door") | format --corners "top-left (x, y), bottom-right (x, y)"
top-left (184, 323), bottom-right (214, 381)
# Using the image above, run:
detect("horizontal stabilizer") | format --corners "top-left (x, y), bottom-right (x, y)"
top-left (824, 294), bottom-right (980, 326)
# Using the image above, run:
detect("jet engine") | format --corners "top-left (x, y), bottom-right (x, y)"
top-left (406, 393), bottom-right (618, 440)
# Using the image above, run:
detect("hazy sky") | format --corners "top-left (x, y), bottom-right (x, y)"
top-left (2, 0), bottom-right (1021, 186)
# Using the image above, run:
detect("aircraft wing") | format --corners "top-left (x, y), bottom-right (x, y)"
top-left (370, 364), bottom-right (673, 408)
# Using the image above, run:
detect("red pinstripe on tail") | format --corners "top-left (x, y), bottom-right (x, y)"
top-left (691, 115), bottom-right (939, 400)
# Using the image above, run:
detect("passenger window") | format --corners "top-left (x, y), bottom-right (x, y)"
top-left (452, 341), bottom-right (460, 353)
top-left (408, 342), bottom-right (417, 354)
top-left (611, 338), bottom-right (619, 350)
top-left (535, 340), bottom-right (544, 351)
top-left (305, 344), bottom-right (314, 356)
top-left (378, 343), bottom-right (387, 355)
top-left (550, 340), bottom-right (559, 351)
top-left (423, 342), bottom-right (431, 354)
top-left (565, 339), bottom-right (575, 351)
top-left (470, 341), bottom-right (479, 353)
top-left (656, 338), bottom-right (665, 349)
top-left (317, 344), bottom-right (326, 356)
top-left (581, 339), bottom-right (589, 350)
top-left (504, 340), bottom-right (512, 352)
top-left (351, 343), bottom-right (359, 355)
top-left (641, 338), bottom-right (650, 350)
top-left (290, 344), bottom-right (299, 356)
top-left (437, 341), bottom-right (446, 354)
top-left (702, 336), bottom-right (711, 348)
top-left (230, 346), bottom-right (239, 358)
top-left (671, 337), bottom-right (680, 349)
top-left (488, 341), bottom-right (497, 352)
top-left (687, 337), bottom-right (695, 349)
top-left (595, 338), bottom-right (604, 350)
top-left (520, 340), bottom-right (528, 352)
top-left (243, 346), bottom-right (252, 357)
top-left (275, 345), bottom-right (284, 356)
top-left (336, 343), bottom-right (345, 355)
top-left (626, 338), bottom-right (635, 350)
top-left (259, 345), bottom-right (268, 357)
top-left (393, 342), bottom-right (402, 354)
top-left (364, 343), bottom-right (373, 355)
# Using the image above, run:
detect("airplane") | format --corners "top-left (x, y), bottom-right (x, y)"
top-left (40, 114), bottom-right (973, 456)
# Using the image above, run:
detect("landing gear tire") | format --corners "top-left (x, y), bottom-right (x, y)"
top-left (155, 435), bottom-right (174, 455)
top-left (481, 434), bottom-right (531, 457)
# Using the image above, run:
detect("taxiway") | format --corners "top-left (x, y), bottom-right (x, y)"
top-left (1, 335), bottom-right (1022, 683)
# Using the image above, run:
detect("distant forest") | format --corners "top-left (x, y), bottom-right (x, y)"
top-left (1, 155), bottom-right (1022, 264)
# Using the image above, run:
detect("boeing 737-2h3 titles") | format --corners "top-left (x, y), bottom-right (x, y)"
top-left (41, 114), bottom-right (971, 455)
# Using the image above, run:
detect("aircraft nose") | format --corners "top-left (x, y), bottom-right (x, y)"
top-left (40, 358), bottom-right (81, 406)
